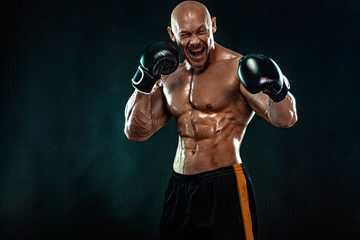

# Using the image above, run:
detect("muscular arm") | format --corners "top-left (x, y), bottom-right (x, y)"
top-left (240, 76), bottom-right (297, 128)
top-left (124, 82), bottom-right (171, 141)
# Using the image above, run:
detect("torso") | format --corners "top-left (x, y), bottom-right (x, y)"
top-left (161, 44), bottom-right (255, 174)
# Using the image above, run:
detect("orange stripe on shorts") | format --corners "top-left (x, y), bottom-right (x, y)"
top-left (233, 164), bottom-right (254, 240)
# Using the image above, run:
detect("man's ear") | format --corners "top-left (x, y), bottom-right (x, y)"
top-left (167, 27), bottom-right (176, 42)
top-left (211, 17), bottom-right (217, 33)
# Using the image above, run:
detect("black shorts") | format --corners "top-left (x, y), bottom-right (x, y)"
top-left (159, 164), bottom-right (257, 240)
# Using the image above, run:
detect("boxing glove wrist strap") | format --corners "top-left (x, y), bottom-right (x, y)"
top-left (267, 76), bottom-right (290, 102)
top-left (132, 66), bottom-right (157, 94)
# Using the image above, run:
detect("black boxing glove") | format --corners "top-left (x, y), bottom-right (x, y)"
top-left (132, 41), bottom-right (179, 94)
top-left (238, 53), bottom-right (290, 102)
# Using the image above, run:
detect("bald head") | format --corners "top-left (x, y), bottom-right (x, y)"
top-left (170, 1), bottom-right (212, 30)
top-left (168, 1), bottom-right (217, 70)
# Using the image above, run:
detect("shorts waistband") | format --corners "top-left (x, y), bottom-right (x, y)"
top-left (171, 164), bottom-right (245, 183)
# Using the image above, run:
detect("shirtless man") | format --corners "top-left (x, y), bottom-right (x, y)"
top-left (124, 1), bottom-right (297, 239)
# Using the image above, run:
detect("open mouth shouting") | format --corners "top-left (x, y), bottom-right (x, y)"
top-left (188, 47), bottom-right (205, 60)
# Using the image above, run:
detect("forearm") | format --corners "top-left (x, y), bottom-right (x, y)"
top-left (124, 82), bottom-right (171, 141)
top-left (267, 92), bottom-right (297, 128)
top-left (124, 90), bottom-right (157, 141)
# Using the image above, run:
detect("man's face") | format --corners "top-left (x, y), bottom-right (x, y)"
top-left (168, 13), bottom-right (216, 70)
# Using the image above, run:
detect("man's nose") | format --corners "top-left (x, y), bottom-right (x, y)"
top-left (189, 34), bottom-right (200, 46)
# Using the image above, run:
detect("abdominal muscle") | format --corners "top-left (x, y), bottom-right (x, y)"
top-left (173, 109), bottom-right (248, 174)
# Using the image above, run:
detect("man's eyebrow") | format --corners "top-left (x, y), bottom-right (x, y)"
top-left (179, 30), bottom-right (191, 35)
top-left (198, 25), bottom-right (207, 30)
top-left (179, 25), bottom-right (206, 34)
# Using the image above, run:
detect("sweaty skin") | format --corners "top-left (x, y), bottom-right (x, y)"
top-left (124, 1), bottom-right (297, 174)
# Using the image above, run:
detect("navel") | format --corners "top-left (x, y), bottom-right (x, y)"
top-left (206, 103), bottom-right (212, 109)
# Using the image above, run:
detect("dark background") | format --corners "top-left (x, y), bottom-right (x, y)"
top-left (1, 0), bottom-right (359, 239)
